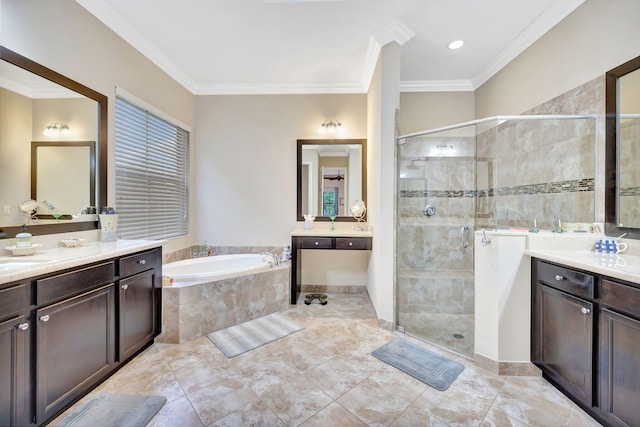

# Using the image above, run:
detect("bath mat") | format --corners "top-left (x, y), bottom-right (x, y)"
top-left (208, 312), bottom-right (304, 358)
top-left (372, 338), bottom-right (464, 391)
top-left (54, 393), bottom-right (166, 427)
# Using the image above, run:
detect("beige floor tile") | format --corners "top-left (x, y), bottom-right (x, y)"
top-left (187, 377), bottom-right (259, 425)
top-left (146, 396), bottom-right (204, 427)
top-left (210, 400), bottom-right (285, 427)
top-left (261, 376), bottom-right (333, 426)
top-left (52, 292), bottom-right (603, 427)
top-left (301, 402), bottom-right (367, 427)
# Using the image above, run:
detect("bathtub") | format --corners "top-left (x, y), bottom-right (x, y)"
top-left (160, 254), bottom-right (289, 343)
top-left (163, 253), bottom-right (270, 285)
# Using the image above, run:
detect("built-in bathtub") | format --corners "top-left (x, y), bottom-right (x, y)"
top-left (159, 254), bottom-right (290, 344)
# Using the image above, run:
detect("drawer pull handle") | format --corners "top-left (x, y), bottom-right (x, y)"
top-left (314, 242), bottom-right (319, 246)
top-left (581, 307), bottom-right (591, 314)
top-left (39, 315), bottom-right (50, 322)
top-left (349, 242), bottom-right (353, 246)
top-left (121, 284), bottom-right (129, 290)
top-left (138, 259), bottom-right (146, 265)
top-left (18, 323), bottom-right (29, 331)
top-left (555, 275), bottom-right (564, 281)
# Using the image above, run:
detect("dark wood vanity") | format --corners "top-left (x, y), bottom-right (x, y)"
top-left (531, 258), bottom-right (640, 427)
top-left (0, 246), bottom-right (162, 427)
top-left (290, 234), bottom-right (372, 304)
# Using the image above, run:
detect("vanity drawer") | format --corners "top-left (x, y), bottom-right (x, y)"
top-left (534, 260), bottom-right (594, 299)
top-left (336, 237), bottom-right (369, 250)
top-left (601, 279), bottom-right (640, 319)
top-left (36, 261), bottom-right (115, 305)
top-left (0, 283), bottom-right (27, 320)
top-left (119, 249), bottom-right (159, 278)
top-left (300, 237), bottom-right (333, 249)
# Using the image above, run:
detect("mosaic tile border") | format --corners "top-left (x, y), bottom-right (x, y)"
top-left (620, 186), bottom-right (640, 196)
top-left (400, 178), bottom-right (595, 198)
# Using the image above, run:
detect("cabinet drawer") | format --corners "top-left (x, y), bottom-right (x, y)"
top-left (336, 237), bottom-right (369, 250)
top-left (0, 284), bottom-right (27, 321)
top-left (601, 279), bottom-right (640, 319)
top-left (535, 260), bottom-right (594, 299)
top-left (119, 249), bottom-right (159, 278)
top-left (300, 237), bottom-right (333, 249)
top-left (36, 261), bottom-right (115, 305)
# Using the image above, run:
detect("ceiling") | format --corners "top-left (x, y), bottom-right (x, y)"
top-left (75, 0), bottom-right (585, 95)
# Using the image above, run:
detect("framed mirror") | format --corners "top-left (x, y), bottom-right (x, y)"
top-left (0, 46), bottom-right (107, 237)
top-left (605, 55), bottom-right (640, 239)
top-left (297, 139), bottom-right (366, 221)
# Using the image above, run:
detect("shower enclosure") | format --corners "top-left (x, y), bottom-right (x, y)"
top-left (395, 115), bottom-right (596, 358)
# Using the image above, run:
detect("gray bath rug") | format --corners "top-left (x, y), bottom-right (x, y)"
top-left (54, 393), bottom-right (166, 427)
top-left (372, 338), bottom-right (464, 391)
top-left (208, 312), bottom-right (304, 358)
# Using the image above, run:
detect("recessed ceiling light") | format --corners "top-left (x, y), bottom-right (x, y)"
top-left (448, 40), bottom-right (464, 50)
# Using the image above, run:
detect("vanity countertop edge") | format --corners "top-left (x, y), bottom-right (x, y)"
top-left (0, 239), bottom-right (166, 285)
top-left (291, 226), bottom-right (373, 238)
top-left (525, 249), bottom-right (640, 283)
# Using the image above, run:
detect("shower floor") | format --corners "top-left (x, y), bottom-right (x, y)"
top-left (397, 269), bottom-right (474, 358)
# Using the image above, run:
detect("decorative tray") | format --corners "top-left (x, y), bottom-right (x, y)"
top-left (4, 244), bottom-right (43, 256)
top-left (60, 238), bottom-right (86, 248)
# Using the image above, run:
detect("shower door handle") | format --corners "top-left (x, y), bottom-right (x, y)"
top-left (461, 226), bottom-right (470, 248)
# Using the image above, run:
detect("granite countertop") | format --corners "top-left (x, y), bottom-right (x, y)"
top-left (525, 249), bottom-right (640, 284)
top-left (0, 239), bottom-right (165, 285)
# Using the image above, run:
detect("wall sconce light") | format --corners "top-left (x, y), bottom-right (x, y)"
top-left (319, 119), bottom-right (343, 134)
top-left (42, 122), bottom-right (70, 137)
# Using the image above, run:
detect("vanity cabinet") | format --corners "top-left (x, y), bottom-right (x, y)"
top-left (531, 258), bottom-right (640, 427)
top-left (118, 248), bottom-right (161, 361)
top-left (0, 313), bottom-right (30, 427)
top-left (0, 245), bottom-right (162, 427)
top-left (35, 283), bottom-right (115, 424)
top-left (599, 280), bottom-right (640, 427)
top-left (531, 261), bottom-right (595, 407)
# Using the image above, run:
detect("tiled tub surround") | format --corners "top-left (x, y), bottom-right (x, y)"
top-left (160, 263), bottom-right (290, 344)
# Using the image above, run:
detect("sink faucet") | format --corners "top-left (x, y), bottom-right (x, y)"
top-left (262, 252), bottom-right (280, 267)
top-left (554, 219), bottom-right (564, 233)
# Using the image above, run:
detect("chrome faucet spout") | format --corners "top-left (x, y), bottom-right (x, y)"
top-left (481, 229), bottom-right (491, 246)
top-left (262, 252), bottom-right (280, 267)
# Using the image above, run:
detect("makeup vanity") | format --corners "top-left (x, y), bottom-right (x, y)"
top-left (290, 227), bottom-right (372, 303)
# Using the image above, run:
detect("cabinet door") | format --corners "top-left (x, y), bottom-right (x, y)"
top-left (532, 284), bottom-right (594, 407)
top-left (600, 308), bottom-right (640, 427)
top-left (36, 284), bottom-right (115, 424)
top-left (119, 270), bottom-right (156, 361)
top-left (0, 316), bottom-right (31, 427)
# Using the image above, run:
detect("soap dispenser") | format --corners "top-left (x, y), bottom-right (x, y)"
top-left (16, 225), bottom-right (32, 248)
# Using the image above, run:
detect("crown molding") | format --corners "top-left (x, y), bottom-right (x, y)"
top-left (74, 0), bottom-right (198, 93)
top-left (192, 81), bottom-right (366, 95)
top-left (471, 0), bottom-right (585, 89)
top-left (360, 20), bottom-right (416, 92)
top-left (400, 80), bottom-right (474, 92)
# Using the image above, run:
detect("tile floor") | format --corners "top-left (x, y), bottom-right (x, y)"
top-left (54, 293), bottom-right (602, 426)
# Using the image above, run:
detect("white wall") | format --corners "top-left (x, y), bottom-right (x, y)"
top-left (2, 0), bottom-right (196, 252)
top-left (194, 94), bottom-right (366, 246)
top-left (366, 43), bottom-right (402, 325)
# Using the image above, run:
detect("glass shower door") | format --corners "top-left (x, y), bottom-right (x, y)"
top-left (396, 132), bottom-right (476, 358)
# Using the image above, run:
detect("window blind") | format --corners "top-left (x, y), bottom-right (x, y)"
top-left (115, 96), bottom-right (189, 240)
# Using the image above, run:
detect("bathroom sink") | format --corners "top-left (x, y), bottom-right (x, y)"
top-left (0, 259), bottom-right (49, 272)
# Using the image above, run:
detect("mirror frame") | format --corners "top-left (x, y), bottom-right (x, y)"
top-left (605, 55), bottom-right (640, 239)
top-left (297, 138), bottom-right (367, 222)
top-left (0, 45), bottom-right (107, 237)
